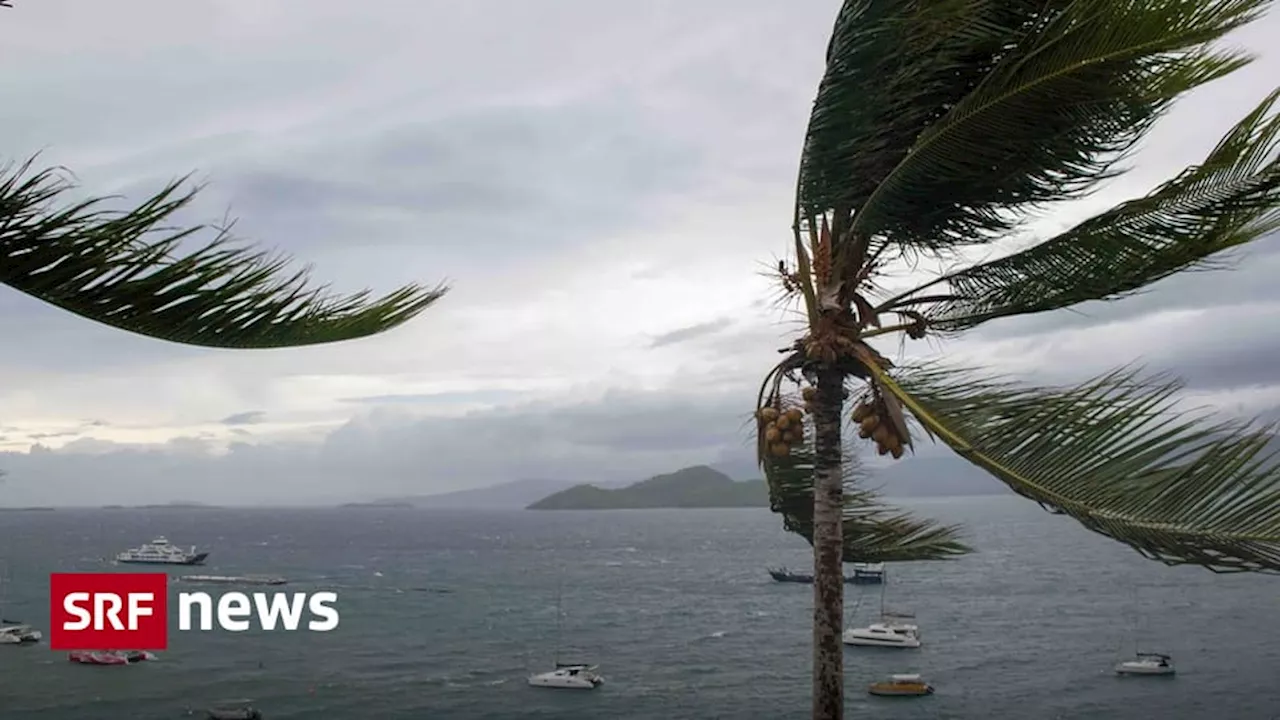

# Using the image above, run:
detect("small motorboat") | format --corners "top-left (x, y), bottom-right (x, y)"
top-left (868, 673), bottom-right (934, 697)
top-left (206, 699), bottom-right (264, 719)
top-left (527, 663), bottom-right (604, 690)
top-left (1116, 652), bottom-right (1175, 676)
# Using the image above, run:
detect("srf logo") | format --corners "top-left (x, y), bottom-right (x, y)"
top-left (49, 573), bottom-right (168, 650)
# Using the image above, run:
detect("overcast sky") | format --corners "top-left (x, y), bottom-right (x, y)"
top-left (1, 1), bottom-right (1278, 506)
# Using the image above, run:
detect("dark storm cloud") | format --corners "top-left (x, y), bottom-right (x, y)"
top-left (219, 411), bottom-right (266, 425)
top-left (650, 318), bottom-right (735, 348)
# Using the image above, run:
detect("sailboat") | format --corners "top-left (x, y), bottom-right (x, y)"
top-left (1115, 584), bottom-right (1175, 676)
top-left (0, 564), bottom-right (43, 645)
top-left (843, 568), bottom-right (920, 648)
top-left (527, 578), bottom-right (604, 690)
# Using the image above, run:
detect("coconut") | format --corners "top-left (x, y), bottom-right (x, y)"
top-left (776, 415), bottom-right (792, 430)
top-left (877, 442), bottom-right (890, 456)
top-left (759, 407), bottom-right (780, 423)
top-left (765, 427), bottom-right (781, 443)
top-left (890, 445), bottom-right (904, 459)
top-left (785, 408), bottom-right (804, 423)
top-left (859, 415), bottom-right (880, 434)
top-left (802, 387), bottom-right (817, 402)
top-left (769, 442), bottom-right (791, 457)
top-left (871, 425), bottom-right (891, 445)
top-left (851, 403), bottom-right (872, 422)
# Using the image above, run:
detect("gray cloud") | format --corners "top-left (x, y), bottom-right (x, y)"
top-left (1, 1), bottom-right (1279, 506)
top-left (220, 411), bottom-right (266, 426)
top-left (650, 318), bottom-right (735, 348)
top-left (0, 388), bottom-right (758, 506)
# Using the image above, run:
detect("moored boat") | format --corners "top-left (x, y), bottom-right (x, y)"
top-left (528, 663), bottom-right (604, 690)
top-left (116, 536), bottom-right (208, 565)
top-left (1116, 652), bottom-right (1175, 676)
top-left (69, 649), bottom-right (155, 665)
top-left (868, 673), bottom-right (934, 696)
top-left (767, 566), bottom-right (870, 584)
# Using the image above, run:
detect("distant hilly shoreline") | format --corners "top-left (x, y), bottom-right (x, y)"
top-left (0, 451), bottom-right (1012, 510)
top-left (527, 466), bottom-right (766, 510)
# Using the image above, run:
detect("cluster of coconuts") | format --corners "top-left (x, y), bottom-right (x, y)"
top-left (851, 399), bottom-right (904, 459)
top-left (759, 404), bottom-right (807, 458)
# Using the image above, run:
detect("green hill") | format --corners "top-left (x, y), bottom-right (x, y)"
top-left (527, 466), bottom-right (767, 510)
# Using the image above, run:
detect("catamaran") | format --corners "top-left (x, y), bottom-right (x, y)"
top-left (528, 579), bottom-right (604, 690)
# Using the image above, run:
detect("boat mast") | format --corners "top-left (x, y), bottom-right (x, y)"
top-left (554, 575), bottom-right (563, 666)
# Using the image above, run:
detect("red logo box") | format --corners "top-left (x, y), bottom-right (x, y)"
top-left (48, 573), bottom-right (169, 650)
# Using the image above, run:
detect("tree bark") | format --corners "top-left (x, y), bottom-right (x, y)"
top-left (811, 366), bottom-right (845, 720)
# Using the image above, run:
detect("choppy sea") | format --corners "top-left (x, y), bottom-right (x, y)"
top-left (0, 496), bottom-right (1277, 719)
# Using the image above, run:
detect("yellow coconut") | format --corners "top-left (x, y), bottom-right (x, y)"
top-left (851, 403), bottom-right (872, 422)
top-left (785, 408), bottom-right (804, 423)
top-left (759, 407), bottom-right (780, 423)
top-left (859, 414), bottom-right (880, 434)
top-left (765, 426), bottom-right (781, 443)
top-left (776, 415), bottom-right (792, 431)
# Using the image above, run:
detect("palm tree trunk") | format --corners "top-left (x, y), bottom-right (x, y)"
top-left (811, 366), bottom-right (845, 720)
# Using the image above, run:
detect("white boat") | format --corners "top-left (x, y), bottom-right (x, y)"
top-left (1116, 652), bottom-right (1175, 676)
top-left (850, 562), bottom-right (885, 583)
top-left (843, 621), bottom-right (921, 648)
top-left (843, 574), bottom-right (920, 648)
top-left (528, 663), bottom-right (605, 689)
top-left (0, 566), bottom-right (42, 645)
top-left (0, 624), bottom-right (42, 644)
top-left (1114, 585), bottom-right (1173, 676)
top-left (116, 536), bottom-right (208, 565)
top-left (528, 579), bottom-right (603, 690)
top-left (180, 575), bottom-right (286, 586)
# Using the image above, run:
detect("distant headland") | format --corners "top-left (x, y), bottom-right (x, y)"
top-left (527, 465), bottom-right (767, 510)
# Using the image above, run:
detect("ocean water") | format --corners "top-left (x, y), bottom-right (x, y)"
top-left (0, 496), bottom-right (1277, 720)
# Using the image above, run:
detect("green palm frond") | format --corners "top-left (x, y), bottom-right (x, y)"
top-left (797, 0), bottom-right (1048, 230)
top-left (881, 89), bottom-right (1280, 331)
top-left (0, 159), bottom-right (446, 348)
top-left (800, 0), bottom-right (1266, 254)
top-left (870, 363), bottom-right (1280, 573)
top-left (763, 444), bottom-right (970, 563)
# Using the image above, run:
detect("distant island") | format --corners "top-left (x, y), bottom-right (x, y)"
top-left (527, 466), bottom-right (768, 510)
top-left (338, 501), bottom-right (414, 509)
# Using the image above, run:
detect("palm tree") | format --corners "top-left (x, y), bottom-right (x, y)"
top-left (755, 2), bottom-right (1280, 718)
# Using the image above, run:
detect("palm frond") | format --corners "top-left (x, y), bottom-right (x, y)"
top-left (0, 159), bottom-right (446, 348)
top-left (798, 0), bottom-right (1051, 234)
top-left (763, 443), bottom-right (970, 562)
top-left (882, 89), bottom-right (1280, 331)
top-left (871, 363), bottom-right (1280, 573)
top-left (800, 0), bottom-right (1267, 255)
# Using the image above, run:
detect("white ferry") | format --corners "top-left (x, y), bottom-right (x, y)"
top-left (115, 537), bottom-right (208, 565)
